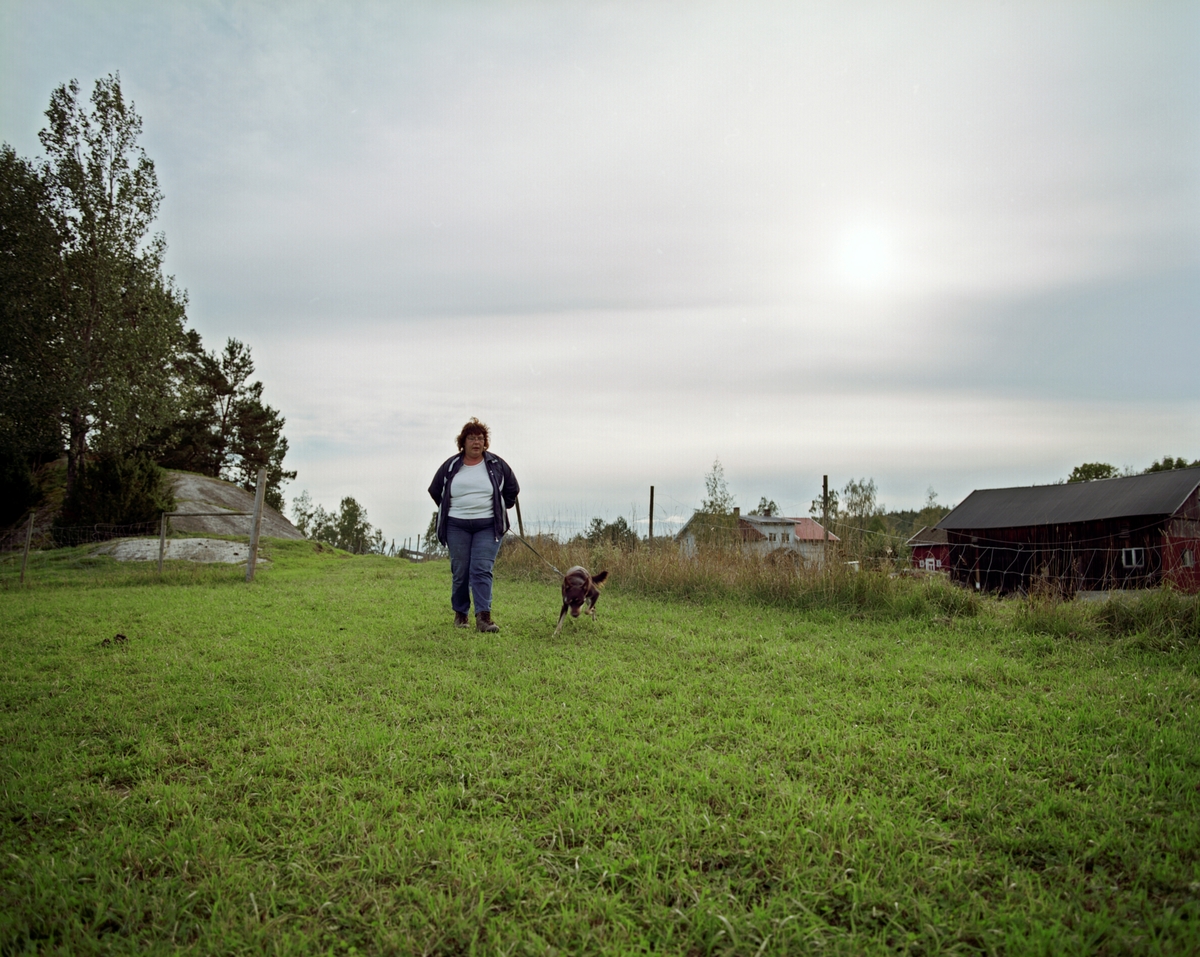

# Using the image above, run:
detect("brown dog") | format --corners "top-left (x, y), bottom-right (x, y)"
top-left (553, 565), bottom-right (609, 636)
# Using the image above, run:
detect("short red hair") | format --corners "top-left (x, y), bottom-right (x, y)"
top-left (455, 417), bottom-right (490, 452)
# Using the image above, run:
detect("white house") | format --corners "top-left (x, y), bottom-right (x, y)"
top-left (676, 508), bottom-right (839, 564)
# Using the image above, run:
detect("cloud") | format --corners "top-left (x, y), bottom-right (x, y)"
top-left (2, 0), bottom-right (1197, 542)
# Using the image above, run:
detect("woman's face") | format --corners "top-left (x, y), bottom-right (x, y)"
top-left (463, 432), bottom-right (486, 459)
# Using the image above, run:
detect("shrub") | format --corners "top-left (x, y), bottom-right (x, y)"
top-left (0, 448), bottom-right (40, 526)
top-left (1094, 588), bottom-right (1200, 648)
top-left (54, 451), bottom-right (175, 542)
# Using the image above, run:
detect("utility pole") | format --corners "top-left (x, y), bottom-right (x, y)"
top-left (649, 485), bottom-right (655, 544)
top-left (822, 474), bottom-right (829, 569)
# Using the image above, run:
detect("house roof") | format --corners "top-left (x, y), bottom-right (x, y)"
top-left (936, 468), bottom-right (1200, 531)
top-left (738, 514), bottom-right (795, 530)
top-left (792, 517), bottom-right (840, 542)
top-left (738, 514), bottom-right (839, 542)
top-left (906, 525), bottom-right (948, 547)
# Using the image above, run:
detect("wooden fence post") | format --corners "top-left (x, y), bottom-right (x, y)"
top-left (19, 513), bottom-right (34, 585)
top-left (649, 486), bottom-right (655, 544)
top-left (515, 499), bottom-right (525, 539)
top-left (246, 467), bottom-right (267, 582)
top-left (158, 512), bottom-right (168, 575)
top-left (822, 475), bottom-right (829, 570)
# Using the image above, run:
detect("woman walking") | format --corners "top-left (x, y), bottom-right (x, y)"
top-left (427, 418), bottom-right (520, 632)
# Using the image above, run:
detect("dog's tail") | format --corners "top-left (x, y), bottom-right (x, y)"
top-left (593, 570), bottom-right (609, 584)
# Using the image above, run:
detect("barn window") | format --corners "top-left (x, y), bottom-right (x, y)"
top-left (782, 533), bottom-right (790, 542)
top-left (1183, 549), bottom-right (1195, 568)
top-left (1122, 547), bottom-right (1144, 569)
top-left (768, 533), bottom-right (776, 542)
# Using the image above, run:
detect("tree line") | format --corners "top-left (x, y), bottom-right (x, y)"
top-left (686, 459), bottom-right (949, 560)
top-left (511, 461), bottom-right (951, 559)
top-left (1065, 457), bottom-right (1199, 484)
top-left (291, 492), bottom-right (388, 555)
top-left (0, 75), bottom-right (292, 531)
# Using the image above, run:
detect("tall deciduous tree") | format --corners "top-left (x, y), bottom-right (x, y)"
top-left (700, 458), bottom-right (736, 515)
top-left (809, 488), bottom-right (840, 523)
top-left (0, 146), bottom-right (64, 520)
top-left (1145, 456), bottom-right (1198, 473)
top-left (1066, 462), bottom-right (1118, 483)
top-left (37, 75), bottom-right (188, 496)
top-left (296, 494), bottom-right (385, 554)
top-left (582, 515), bottom-right (639, 549)
top-left (691, 458), bottom-right (739, 546)
top-left (749, 497), bottom-right (780, 516)
top-left (840, 477), bottom-right (878, 524)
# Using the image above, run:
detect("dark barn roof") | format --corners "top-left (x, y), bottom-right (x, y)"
top-left (906, 525), bottom-right (948, 546)
top-left (937, 467), bottom-right (1200, 530)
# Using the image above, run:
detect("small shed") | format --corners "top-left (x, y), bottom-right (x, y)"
top-left (935, 467), bottom-right (1200, 594)
top-left (906, 525), bottom-right (949, 572)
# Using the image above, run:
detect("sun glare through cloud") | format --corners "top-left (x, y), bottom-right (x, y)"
top-left (836, 223), bottom-right (893, 291)
top-left (1, 1), bottom-right (1195, 543)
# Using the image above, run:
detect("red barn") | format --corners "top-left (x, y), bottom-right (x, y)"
top-left (935, 467), bottom-right (1200, 594)
top-left (906, 526), bottom-right (949, 572)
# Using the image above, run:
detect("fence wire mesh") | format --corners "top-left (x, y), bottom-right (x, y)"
top-left (0, 520), bottom-right (161, 554)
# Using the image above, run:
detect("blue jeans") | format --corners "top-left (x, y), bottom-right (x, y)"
top-left (446, 517), bottom-right (503, 615)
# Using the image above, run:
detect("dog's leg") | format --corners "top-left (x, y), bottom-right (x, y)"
top-left (553, 603), bottom-right (568, 637)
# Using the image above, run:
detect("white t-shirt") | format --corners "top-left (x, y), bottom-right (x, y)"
top-left (448, 461), bottom-right (494, 519)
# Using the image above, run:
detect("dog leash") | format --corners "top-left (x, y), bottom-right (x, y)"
top-left (507, 529), bottom-right (564, 578)
top-left (510, 498), bottom-right (564, 578)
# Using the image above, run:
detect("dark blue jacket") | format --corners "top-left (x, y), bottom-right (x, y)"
top-left (428, 451), bottom-right (520, 545)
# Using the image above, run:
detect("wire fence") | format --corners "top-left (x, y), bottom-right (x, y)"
top-left (938, 539), bottom-right (1198, 594)
top-left (3, 468), bottom-right (273, 584)
top-left (0, 519), bottom-right (163, 553)
top-left (602, 511), bottom-right (1200, 595)
top-left (6, 491), bottom-right (1196, 598)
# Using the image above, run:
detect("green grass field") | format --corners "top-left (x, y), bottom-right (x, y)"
top-left (1, 540), bottom-right (1198, 955)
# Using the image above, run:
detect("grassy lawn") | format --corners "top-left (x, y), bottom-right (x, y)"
top-left (1, 540), bottom-right (1198, 954)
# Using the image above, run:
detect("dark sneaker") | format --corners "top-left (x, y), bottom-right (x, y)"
top-left (476, 611), bottom-right (500, 633)
top-left (454, 611), bottom-right (470, 628)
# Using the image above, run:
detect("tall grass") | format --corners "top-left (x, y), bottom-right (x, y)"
top-left (1014, 583), bottom-right (1200, 649)
top-left (499, 536), bottom-right (980, 619)
top-left (499, 535), bottom-right (1200, 647)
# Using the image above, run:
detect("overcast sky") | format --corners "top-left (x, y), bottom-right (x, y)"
top-left (3, 1), bottom-right (1198, 542)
